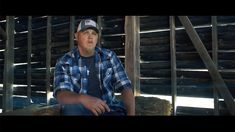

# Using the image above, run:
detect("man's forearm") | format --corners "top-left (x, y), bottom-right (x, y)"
top-left (121, 88), bottom-right (135, 115)
top-left (56, 90), bottom-right (83, 104)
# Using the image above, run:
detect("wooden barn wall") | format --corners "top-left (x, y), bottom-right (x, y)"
top-left (176, 16), bottom-right (235, 115)
top-left (139, 16), bottom-right (171, 96)
top-left (0, 16), bottom-right (234, 115)
top-left (0, 16), bottom-right (97, 109)
top-left (0, 17), bottom-right (5, 109)
top-left (139, 16), bottom-right (235, 115)
top-left (140, 16), bottom-right (235, 96)
top-left (216, 16), bottom-right (235, 115)
top-left (100, 16), bottom-right (125, 64)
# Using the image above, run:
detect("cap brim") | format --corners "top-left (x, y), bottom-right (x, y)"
top-left (80, 26), bottom-right (99, 33)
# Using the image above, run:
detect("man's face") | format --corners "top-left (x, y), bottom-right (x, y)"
top-left (75, 29), bottom-right (98, 52)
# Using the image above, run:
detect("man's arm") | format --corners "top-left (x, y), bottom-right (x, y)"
top-left (56, 91), bottom-right (110, 116)
top-left (56, 90), bottom-right (83, 104)
top-left (121, 88), bottom-right (135, 115)
top-left (109, 51), bottom-right (135, 115)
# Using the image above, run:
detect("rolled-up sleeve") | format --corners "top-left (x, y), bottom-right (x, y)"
top-left (111, 51), bottom-right (132, 92)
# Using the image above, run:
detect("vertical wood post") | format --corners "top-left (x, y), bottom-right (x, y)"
top-left (27, 16), bottom-right (32, 105)
top-left (212, 16), bottom-right (219, 115)
top-left (125, 16), bottom-right (140, 96)
top-left (3, 16), bottom-right (15, 112)
top-left (69, 16), bottom-right (75, 50)
top-left (46, 16), bottom-right (52, 105)
top-left (170, 16), bottom-right (177, 115)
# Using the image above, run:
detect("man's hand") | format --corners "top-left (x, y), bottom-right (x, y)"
top-left (80, 95), bottom-right (110, 116)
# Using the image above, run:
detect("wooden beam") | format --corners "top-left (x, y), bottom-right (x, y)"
top-left (178, 16), bottom-right (235, 115)
top-left (170, 16), bottom-right (177, 116)
top-left (212, 16), bottom-right (219, 115)
top-left (3, 16), bottom-right (15, 112)
top-left (27, 16), bottom-right (32, 105)
top-left (97, 16), bottom-right (102, 47)
top-left (46, 16), bottom-right (52, 105)
top-left (125, 16), bottom-right (140, 96)
top-left (69, 16), bottom-right (75, 50)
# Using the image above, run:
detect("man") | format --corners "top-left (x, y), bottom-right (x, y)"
top-left (53, 19), bottom-right (135, 116)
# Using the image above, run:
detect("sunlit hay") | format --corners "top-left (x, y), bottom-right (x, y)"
top-left (33, 105), bottom-right (61, 116)
top-left (135, 96), bottom-right (172, 115)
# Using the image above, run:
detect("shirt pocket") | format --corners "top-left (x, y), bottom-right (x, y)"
top-left (69, 66), bottom-right (81, 80)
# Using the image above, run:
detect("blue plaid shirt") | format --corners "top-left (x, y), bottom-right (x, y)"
top-left (53, 47), bottom-right (132, 108)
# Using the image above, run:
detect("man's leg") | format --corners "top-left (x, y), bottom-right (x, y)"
top-left (102, 104), bottom-right (127, 116)
top-left (101, 110), bottom-right (126, 116)
top-left (61, 104), bottom-right (93, 116)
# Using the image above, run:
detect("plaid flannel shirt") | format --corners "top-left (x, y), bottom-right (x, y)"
top-left (53, 47), bottom-right (132, 107)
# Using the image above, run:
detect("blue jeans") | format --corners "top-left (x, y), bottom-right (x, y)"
top-left (61, 104), bottom-right (126, 116)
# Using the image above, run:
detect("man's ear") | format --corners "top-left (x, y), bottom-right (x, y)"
top-left (74, 32), bottom-right (78, 40)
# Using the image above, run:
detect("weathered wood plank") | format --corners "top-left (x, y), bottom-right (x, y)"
top-left (141, 84), bottom-right (216, 98)
top-left (101, 43), bottom-right (124, 50)
top-left (141, 78), bottom-right (171, 85)
top-left (176, 42), bottom-right (212, 52)
top-left (217, 16), bottom-right (235, 23)
top-left (14, 79), bottom-right (46, 85)
top-left (141, 35), bottom-right (170, 45)
top-left (176, 60), bottom-right (206, 68)
top-left (218, 40), bottom-right (235, 50)
top-left (158, 60), bottom-right (235, 69)
top-left (3, 88), bottom-right (49, 97)
top-left (140, 16), bottom-right (169, 31)
top-left (140, 61), bottom-right (170, 69)
top-left (177, 71), bottom-right (210, 79)
top-left (176, 106), bottom-right (214, 115)
top-left (175, 16), bottom-right (211, 26)
top-left (125, 16), bottom-right (140, 96)
top-left (101, 41), bottom-right (124, 49)
top-left (141, 78), bottom-right (235, 87)
top-left (101, 16), bottom-right (125, 35)
top-left (176, 52), bottom-right (210, 60)
top-left (141, 69), bottom-right (171, 77)
top-left (218, 60), bottom-right (235, 69)
top-left (140, 45), bottom-right (170, 53)
top-left (141, 52), bottom-right (170, 61)
top-left (219, 52), bottom-right (235, 60)
top-left (3, 16), bottom-right (15, 112)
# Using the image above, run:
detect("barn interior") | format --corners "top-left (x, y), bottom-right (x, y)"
top-left (0, 16), bottom-right (235, 115)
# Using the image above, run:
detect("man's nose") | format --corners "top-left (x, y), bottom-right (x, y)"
top-left (88, 34), bottom-right (93, 38)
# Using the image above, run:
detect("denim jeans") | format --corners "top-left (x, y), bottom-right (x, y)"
top-left (61, 104), bottom-right (126, 116)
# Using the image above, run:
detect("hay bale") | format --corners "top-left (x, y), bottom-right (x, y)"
top-left (33, 104), bottom-right (61, 115)
top-left (0, 104), bottom-right (58, 116)
top-left (135, 96), bottom-right (172, 115)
